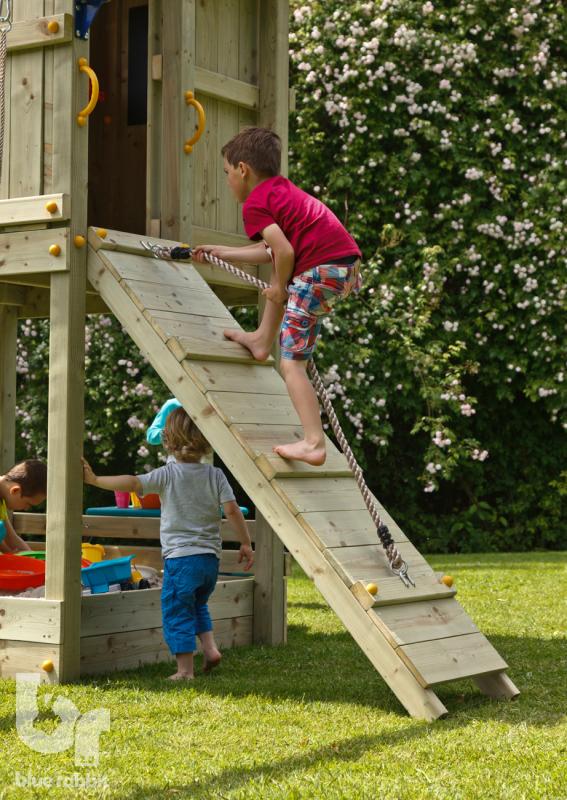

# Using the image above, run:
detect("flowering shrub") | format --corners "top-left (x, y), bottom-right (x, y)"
top-left (15, 316), bottom-right (168, 506)
top-left (13, 0), bottom-right (566, 550)
top-left (289, 0), bottom-right (566, 549)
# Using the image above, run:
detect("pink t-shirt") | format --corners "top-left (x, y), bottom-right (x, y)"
top-left (243, 176), bottom-right (362, 280)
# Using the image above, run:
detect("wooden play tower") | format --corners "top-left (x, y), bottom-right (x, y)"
top-left (0, 1), bottom-right (519, 720)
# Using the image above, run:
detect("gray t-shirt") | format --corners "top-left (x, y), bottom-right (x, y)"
top-left (137, 461), bottom-right (235, 559)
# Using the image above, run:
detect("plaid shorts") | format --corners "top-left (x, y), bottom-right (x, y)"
top-left (280, 259), bottom-right (362, 361)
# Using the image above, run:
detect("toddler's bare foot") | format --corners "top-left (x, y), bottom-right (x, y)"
top-left (167, 671), bottom-right (194, 681)
top-left (203, 649), bottom-right (222, 674)
top-left (223, 329), bottom-right (271, 361)
top-left (273, 440), bottom-right (326, 466)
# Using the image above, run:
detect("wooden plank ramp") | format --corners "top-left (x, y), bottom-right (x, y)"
top-left (86, 230), bottom-right (519, 719)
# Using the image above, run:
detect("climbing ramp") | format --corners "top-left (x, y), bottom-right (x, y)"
top-left (87, 228), bottom-right (519, 720)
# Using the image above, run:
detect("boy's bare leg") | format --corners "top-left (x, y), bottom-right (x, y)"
top-left (169, 652), bottom-right (194, 680)
top-left (199, 630), bottom-right (222, 673)
top-left (275, 359), bottom-right (326, 466)
top-left (224, 297), bottom-right (284, 361)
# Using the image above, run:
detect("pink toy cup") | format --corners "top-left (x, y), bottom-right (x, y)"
top-left (114, 491), bottom-right (130, 509)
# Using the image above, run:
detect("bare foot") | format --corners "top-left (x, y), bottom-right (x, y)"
top-left (223, 329), bottom-right (270, 361)
top-left (203, 650), bottom-right (222, 674)
top-left (167, 671), bottom-right (194, 681)
top-left (273, 440), bottom-right (326, 466)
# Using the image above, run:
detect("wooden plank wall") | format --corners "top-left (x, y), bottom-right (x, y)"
top-left (193, 0), bottom-right (259, 237)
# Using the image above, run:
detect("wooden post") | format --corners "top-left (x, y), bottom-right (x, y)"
top-left (252, 259), bottom-right (287, 645)
top-left (0, 307), bottom-right (18, 474)
top-left (258, 0), bottom-right (289, 172)
top-left (44, 22), bottom-right (89, 682)
top-left (250, 2), bottom-right (290, 645)
top-left (253, 512), bottom-right (286, 645)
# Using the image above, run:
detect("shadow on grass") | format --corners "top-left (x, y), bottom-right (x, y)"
top-left (54, 626), bottom-right (563, 726)
top-left (115, 726), bottom-right (452, 800)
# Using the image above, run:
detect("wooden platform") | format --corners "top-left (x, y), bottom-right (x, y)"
top-left (86, 229), bottom-right (519, 720)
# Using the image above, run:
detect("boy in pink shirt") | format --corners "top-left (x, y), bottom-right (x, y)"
top-left (194, 127), bottom-right (361, 466)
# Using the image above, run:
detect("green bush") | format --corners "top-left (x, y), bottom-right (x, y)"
top-left (287, 0), bottom-right (566, 549)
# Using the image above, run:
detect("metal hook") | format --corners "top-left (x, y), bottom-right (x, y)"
top-left (391, 561), bottom-right (416, 588)
top-left (140, 239), bottom-right (172, 260)
top-left (0, 0), bottom-right (12, 31)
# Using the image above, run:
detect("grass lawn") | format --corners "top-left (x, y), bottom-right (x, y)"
top-left (0, 551), bottom-right (565, 799)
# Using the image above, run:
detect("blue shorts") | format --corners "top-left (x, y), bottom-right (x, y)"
top-left (280, 260), bottom-right (362, 361)
top-left (161, 554), bottom-right (219, 655)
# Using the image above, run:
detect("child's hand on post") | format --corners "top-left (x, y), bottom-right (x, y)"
top-left (82, 457), bottom-right (97, 486)
top-left (262, 284), bottom-right (288, 306)
top-left (238, 543), bottom-right (254, 571)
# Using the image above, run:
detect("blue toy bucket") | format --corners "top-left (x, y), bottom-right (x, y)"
top-left (81, 555), bottom-right (134, 594)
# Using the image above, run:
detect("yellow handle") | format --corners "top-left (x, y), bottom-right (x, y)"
top-left (183, 91), bottom-right (206, 154)
top-left (77, 57), bottom-right (99, 127)
top-left (130, 492), bottom-right (142, 508)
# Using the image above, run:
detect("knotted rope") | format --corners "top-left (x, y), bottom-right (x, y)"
top-left (141, 240), bottom-right (414, 587)
top-left (0, 0), bottom-right (12, 185)
top-left (0, 30), bottom-right (7, 185)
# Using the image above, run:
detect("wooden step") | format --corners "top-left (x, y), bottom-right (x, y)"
top-left (298, 509), bottom-right (409, 548)
top-left (324, 543), bottom-right (456, 607)
top-left (208, 391), bottom-right (302, 426)
top-left (398, 632), bottom-right (508, 687)
top-left (184, 360), bottom-right (284, 394)
top-left (231, 423), bottom-right (352, 479)
top-left (94, 247), bottom-right (202, 289)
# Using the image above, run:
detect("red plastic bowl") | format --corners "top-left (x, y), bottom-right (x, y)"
top-left (140, 493), bottom-right (160, 509)
top-left (0, 554), bottom-right (46, 591)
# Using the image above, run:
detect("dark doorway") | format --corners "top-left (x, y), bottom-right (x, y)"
top-left (88, 0), bottom-right (148, 234)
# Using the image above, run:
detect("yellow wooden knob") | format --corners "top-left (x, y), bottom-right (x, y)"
top-left (41, 659), bottom-right (54, 672)
top-left (77, 114), bottom-right (87, 127)
top-left (45, 200), bottom-right (58, 214)
top-left (49, 244), bottom-right (61, 257)
top-left (47, 20), bottom-right (59, 34)
top-left (365, 582), bottom-right (378, 596)
top-left (440, 575), bottom-right (454, 587)
top-left (184, 90), bottom-right (194, 103)
top-left (96, 228), bottom-right (107, 239)
top-left (183, 142), bottom-right (193, 154)
top-left (78, 57), bottom-right (88, 67)
top-left (74, 235), bottom-right (86, 248)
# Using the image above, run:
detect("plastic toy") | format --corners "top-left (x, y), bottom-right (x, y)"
top-left (81, 543), bottom-right (105, 563)
top-left (140, 493), bottom-right (160, 509)
top-left (0, 520), bottom-right (6, 544)
top-left (81, 555), bottom-right (134, 594)
top-left (0, 555), bottom-right (46, 591)
top-left (18, 551), bottom-right (91, 568)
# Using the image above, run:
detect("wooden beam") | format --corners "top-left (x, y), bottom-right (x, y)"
top-left (0, 598), bottom-right (63, 644)
top-left (258, 0), bottom-right (289, 173)
top-left (0, 641), bottom-right (61, 681)
top-left (0, 228), bottom-right (70, 277)
top-left (0, 284), bottom-right (26, 306)
top-left (6, 14), bottom-right (73, 53)
top-left (0, 193), bottom-right (70, 225)
top-left (194, 66), bottom-right (258, 110)
top-left (0, 306), bottom-right (18, 472)
top-left (44, 27), bottom-right (89, 683)
top-left (253, 514), bottom-right (287, 645)
top-left (14, 512), bottom-right (257, 543)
